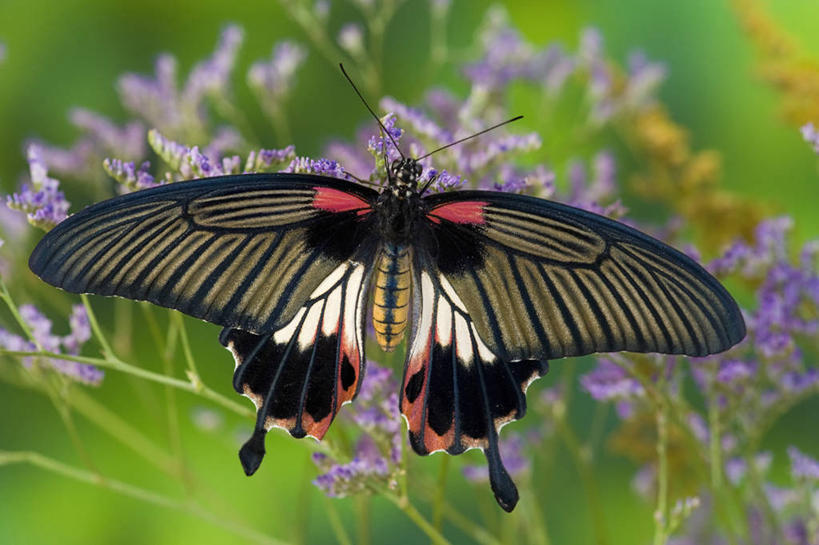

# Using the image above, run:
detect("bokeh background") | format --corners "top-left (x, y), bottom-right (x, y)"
top-left (0, 1), bottom-right (817, 544)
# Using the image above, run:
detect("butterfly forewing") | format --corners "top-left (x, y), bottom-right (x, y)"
top-left (421, 190), bottom-right (746, 362)
top-left (29, 174), bottom-right (378, 334)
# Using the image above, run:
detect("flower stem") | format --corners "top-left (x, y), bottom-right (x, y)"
top-left (81, 294), bottom-right (116, 360)
top-left (0, 349), bottom-right (254, 419)
top-left (387, 494), bottom-right (452, 545)
top-left (0, 450), bottom-right (288, 545)
top-left (432, 454), bottom-right (450, 535)
top-left (324, 497), bottom-right (354, 545)
top-left (652, 394), bottom-right (669, 545)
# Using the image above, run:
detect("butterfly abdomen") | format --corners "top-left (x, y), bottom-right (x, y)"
top-left (373, 243), bottom-right (411, 352)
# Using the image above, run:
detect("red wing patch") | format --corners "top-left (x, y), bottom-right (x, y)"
top-left (312, 187), bottom-right (372, 215)
top-left (427, 201), bottom-right (488, 225)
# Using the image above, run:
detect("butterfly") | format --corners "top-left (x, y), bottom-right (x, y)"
top-left (28, 153), bottom-right (745, 511)
top-left (28, 69), bottom-right (745, 510)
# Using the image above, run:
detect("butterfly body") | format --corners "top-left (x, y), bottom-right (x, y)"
top-left (372, 243), bottom-right (412, 351)
top-left (29, 157), bottom-right (745, 512)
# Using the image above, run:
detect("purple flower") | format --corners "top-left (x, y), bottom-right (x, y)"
top-left (103, 159), bottom-right (157, 192)
top-left (61, 305), bottom-right (91, 354)
top-left (580, 358), bottom-right (644, 401)
top-left (118, 54), bottom-right (182, 133)
top-left (284, 157), bottom-right (347, 179)
top-left (248, 41), bottom-right (307, 109)
top-left (69, 108), bottom-right (145, 160)
top-left (801, 122), bottom-right (819, 154)
top-left (244, 145), bottom-right (296, 173)
top-left (313, 435), bottom-right (392, 498)
top-left (788, 446), bottom-right (819, 481)
top-left (464, 7), bottom-right (555, 87)
top-left (462, 432), bottom-right (531, 482)
top-left (6, 145), bottom-right (70, 230)
top-left (715, 359), bottom-right (755, 385)
top-left (183, 25), bottom-right (243, 106)
top-left (3, 304), bottom-right (102, 386)
top-left (380, 97), bottom-right (453, 147)
top-left (338, 24), bottom-right (364, 56)
top-left (624, 51), bottom-right (667, 108)
top-left (367, 113), bottom-right (404, 165)
top-left (191, 407), bottom-right (224, 432)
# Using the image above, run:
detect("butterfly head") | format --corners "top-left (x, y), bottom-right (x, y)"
top-left (389, 158), bottom-right (423, 191)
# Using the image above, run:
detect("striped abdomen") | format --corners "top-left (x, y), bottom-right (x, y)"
top-left (373, 244), bottom-right (411, 352)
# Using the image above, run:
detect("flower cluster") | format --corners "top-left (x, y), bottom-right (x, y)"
top-left (312, 361), bottom-right (401, 498)
top-left (6, 145), bottom-right (70, 230)
top-left (801, 123), bottom-right (819, 154)
top-left (0, 304), bottom-right (100, 385)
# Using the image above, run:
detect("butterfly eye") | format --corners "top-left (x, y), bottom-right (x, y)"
top-left (414, 163), bottom-right (423, 176)
top-left (390, 159), bottom-right (401, 172)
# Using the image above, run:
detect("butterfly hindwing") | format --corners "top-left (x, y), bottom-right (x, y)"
top-left (423, 190), bottom-right (746, 362)
top-left (29, 173), bottom-right (378, 334)
top-left (221, 251), bottom-right (375, 475)
top-left (401, 250), bottom-right (548, 512)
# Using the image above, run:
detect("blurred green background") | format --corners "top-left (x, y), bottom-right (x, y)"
top-left (0, 1), bottom-right (817, 544)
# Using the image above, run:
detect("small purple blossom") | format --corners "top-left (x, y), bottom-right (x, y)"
top-left (624, 51), bottom-right (667, 108)
top-left (69, 108), bottom-right (145, 160)
top-left (118, 54), bottom-right (182, 133)
top-left (243, 145), bottom-right (296, 173)
top-left (6, 145), bottom-right (70, 230)
top-left (367, 113), bottom-right (404, 165)
top-left (284, 157), bottom-right (347, 179)
top-left (801, 122), bottom-right (819, 154)
top-left (191, 407), bottom-right (224, 432)
top-left (380, 97), bottom-right (453, 147)
top-left (580, 358), bottom-right (644, 401)
top-left (715, 359), bottom-right (755, 385)
top-left (61, 305), bottom-right (91, 354)
top-left (183, 25), bottom-right (243, 106)
top-left (313, 435), bottom-right (392, 498)
top-left (338, 24), bottom-right (364, 56)
top-left (463, 432), bottom-right (531, 482)
top-left (788, 446), bottom-right (819, 481)
top-left (248, 41), bottom-right (307, 107)
top-left (2, 304), bottom-right (102, 386)
top-left (103, 159), bottom-right (157, 192)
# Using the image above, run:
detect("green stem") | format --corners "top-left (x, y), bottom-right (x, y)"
top-left (171, 312), bottom-right (200, 379)
top-left (324, 497), bottom-right (354, 545)
top-left (0, 450), bottom-right (288, 545)
top-left (386, 494), bottom-right (452, 545)
top-left (0, 277), bottom-right (41, 349)
top-left (431, 454), bottom-right (450, 536)
top-left (81, 294), bottom-right (115, 359)
top-left (557, 418), bottom-right (610, 545)
top-left (434, 502), bottom-right (503, 545)
top-left (653, 397), bottom-right (670, 545)
top-left (355, 496), bottom-right (371, 545)
top-left (708, 396), bottom-right (724, 491)
top-left (68, 387), bottom-right (181, 477)
top-left (0, 349), bottom-right (254, 419)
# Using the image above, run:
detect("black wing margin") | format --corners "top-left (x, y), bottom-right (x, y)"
top-left (422, 190), bottom-right (746, 362)
top-left (29, 173), bottom-right (378, 334)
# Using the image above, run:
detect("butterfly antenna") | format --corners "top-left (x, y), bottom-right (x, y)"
top-left (416, 115), bottom-right (524, 161)
top-left (339, 63), bottom-right (405, 160)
